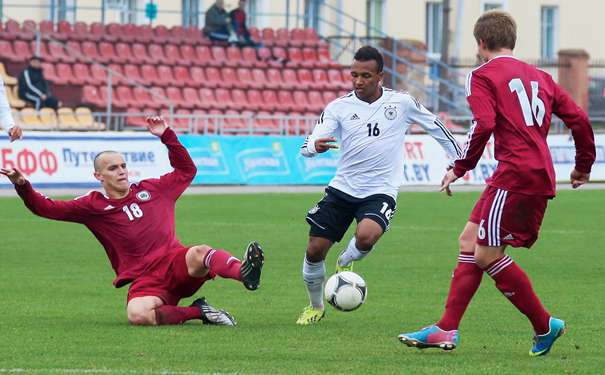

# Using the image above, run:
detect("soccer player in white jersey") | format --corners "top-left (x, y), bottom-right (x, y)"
top-left (0, 77), bottom-right (22, 142)
top-left (296, 46), bottom-right (462, 325)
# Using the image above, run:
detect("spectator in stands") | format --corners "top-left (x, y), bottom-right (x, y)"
top-left (204, 0), bottom-right (238, 44)
top-left (0, 77), bottom-right (22, 142)
top-left (17, 57), bottom-right (60, 110)
top-left (230, 0), bottom-right (261, 48)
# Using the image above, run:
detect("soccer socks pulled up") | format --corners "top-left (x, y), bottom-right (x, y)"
top-left (436, 252), bottom-right (484, 331)
top-left (486, 255), bottom-right (551, 335)
top-left (303, 255), bottom-right (326, 309)
top-left (337, 237), bottom-right (372, 267)
top-left (204, 248), bottom-right (242, 281)
top-left (155, 305), bottom-right (201, 325)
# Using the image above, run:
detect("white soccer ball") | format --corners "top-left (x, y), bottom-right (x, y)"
top-left (324, 271), bottom-right (367, 311)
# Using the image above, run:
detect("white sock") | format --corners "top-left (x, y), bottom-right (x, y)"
top-left (302, 255), bottom-right (325, 309)
top-left (337, 237), bottom-right (372, 267)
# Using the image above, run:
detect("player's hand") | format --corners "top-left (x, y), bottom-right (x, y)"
top-left (570, 169), bottom-right (590, 189)
top-left (146, 116), bottom-right (168, 137)
top-left (440, 169), bottom-right (458, 196)
top-left (314, 137), bottom-right (338, 153)
top-left (8, 126), bottom-right (22, 142)
top-left (0, 168), bottom-right (26, 185)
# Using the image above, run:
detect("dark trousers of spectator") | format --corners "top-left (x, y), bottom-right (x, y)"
top-left (205, 26), bottom-right (231, 42)
top-left (24, 93), bottom-right (59, 110)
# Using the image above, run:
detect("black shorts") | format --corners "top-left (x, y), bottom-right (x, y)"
top-left (306, 187), bottom-right (397, 243)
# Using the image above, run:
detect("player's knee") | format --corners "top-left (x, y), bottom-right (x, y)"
top-left (189, 245), bottom-right (212, 265)
top-left (127, 309), bottom-right (155, 326)
top-left (458, 233), bottom-right (475, 253)
top-left (355, 231), bottom-right (381, 251)
top-left (306, 238), bottom-right (331, 262)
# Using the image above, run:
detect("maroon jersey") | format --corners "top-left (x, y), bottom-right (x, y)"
top-left (454, 56), bottom-right (595, 196)
top-left (15, 129), bottom-right (197, 287)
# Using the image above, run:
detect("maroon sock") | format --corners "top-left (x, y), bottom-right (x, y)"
top-left (485, 255), bottom-right (551, 335)
top-left (204, 248), bottom-right (242, 281)
top-left (155, 305), bottom-right (202, 325)
top-left (436, 252), bottom-right (484, 331)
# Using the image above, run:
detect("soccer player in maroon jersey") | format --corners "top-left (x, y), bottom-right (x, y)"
top-left (398, 11), bottom-right (595, 356)
top-left (1, 116), bottom-right (264, 327)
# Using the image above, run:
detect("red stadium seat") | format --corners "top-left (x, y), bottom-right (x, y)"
top-left (81, 41), bottom-right (105, 62)
top-left (56, 63), bottom-right (78, 85)
top-left (153, 25), bottom-right (173, 44)
top-left (140, 65), bottom-right (161, 86)
top-left (90, 22), bottom-right (116, 43)
top-left (251, 68), bottom-right (270, 90)
top-left (108, 64), bottom-right (126, 85)
top-left (260, 28), bottom-right (275, 47)
top-left (272, 47), bottom-right (288, 64)
top-left (126, 107), bottom-right (147, 128)
top-left (289, 28), bottom-right (306, 48)
top-left (195, 45), bottom-right (219, 67)
top-left (136, 25), bottom-right (154, 44)
top-left (72, 22), bottom-right (91, 41)
top-left (99, 42), bottom-right (122, 63)
top-left (226, 46), bottom-right (245, 66)
top-left (277, 90), bottom-right (299, 112)
top-left (274, 28), bottom-right (290, 48)
top-left (115, 43), bottom-right (137, 64)
top-left (41, 63), bottom-right (65, 84)
top-left (189, 66), bottom-right (207, 87)
top-left (319, 47), bottom-right (340, 68)
top-left (132, 43), bottom-right (155, 65)
top-left (116, 86), bottom-right (139, 107)
top-left (246, 89), bottom-right (267, 111)
top-left (147, 44), bottom-right (167, 64)
top-left (307, 91), bottom-right (325, 112)
top-left (163, 44), bottom-right (182, 66)
top-left (123, 64), bottom-right (144, 85)
top-left (303, 48), bottom-right (324, 68)
top-left (90, 64), bottom-right (109, 85)
top-left (56, 21), bottom-right (72, 41)
top-left (66, 41), bottom-right (86, 63)
top-left (174, 66), bottom-right (193, 87)
top-left (49, 41), bottom-right (76, 63)
top-left (293, 91), bottom-right (312, 112)
top-left (254, 110), bottom-right (280, 133)
top-left (282, 68), bottom-right (302, 90)
top-left (236, 68), bottom-right (261, 90)
top-left (205, 67), bottom-right (228, 89)
top-left (211, 46), bottom-right (235, 67)
top-left (261, 90), bottom-right (279, 111)
top-left (323, 91), bottom-right (338, 104)
top-left (106, 23), bottom-right (124, 42)
top-left (223, 109), bottom-right (249, 131)
top-left (183, 87), bottom-right (203, 107)
top-left (266, 68), bottom-right (287, 90)
top-left (304, 28), bottom-right (320, 47)
top-left (12, 40), bottom-right (32, 62)
top-left (182, 26), bottom-right (204, 45)
top-left (311, 69), bottom-right (332, 90)
top-left (231, 89), bottom-right (253, 111)
top-left (157, 65), bottom-right (181, 87)
top-left (121, 23), bottom-right (138, 43)
top-left (82, 85), bottom-right (106, 108)
top-left (166, 87), bottom-right (194, 109)
top-left (151, 87), bottom-right (170, 108)
top-left (0, 41), bottom-right (20, 63)
top-left (286, 47), bottom-right (308, 68)
top-left (242, 46), bottom-right (262, 68)
top-left (20, 20), bottom-right (37, 41)
top-left (0, 20), bottom-right (17, 41)
top-left (39, 20), bottom-right (60, 40)
top-left (73, 63), bottom-right (98, 85)
top-left (297, 69), bottom-right (315, 90)
top-left (220, 67), bottom-right (240, 89)
top-left (30, 41), bottom-right (54, 62)
top-left (178, 45), bottom-right (196, 66)
top-left (215, 88), bottom-right (235, 110)
top-left (328, 68), bottom-right (350, 90)
top-left (198, 88), bottom-right (220, 110)
top-left (134, 86), bottom-right (161, 109)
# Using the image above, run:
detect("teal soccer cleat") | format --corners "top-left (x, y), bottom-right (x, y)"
top-left (398, 325), bottom-right (459, 350)
top-left (529, 317), bottom-right (566, 357)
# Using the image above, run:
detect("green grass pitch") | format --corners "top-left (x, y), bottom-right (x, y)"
top-left (1, 190), bottom-right (603, 374)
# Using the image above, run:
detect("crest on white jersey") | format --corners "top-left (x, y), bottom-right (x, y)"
top-left (136, 190), bottom-right (151, 201)
top-left (384, 105), bottom-right (397, 120)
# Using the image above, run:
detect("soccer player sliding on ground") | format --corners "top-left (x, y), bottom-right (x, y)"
top-left (296, 46), bottom-right (462, 325)
top-left (1, 116), bottom-right (264, 327)
top-left (398, 11), bottom-right (595, 356)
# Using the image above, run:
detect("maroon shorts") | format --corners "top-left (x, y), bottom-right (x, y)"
top-left (469, 186), bottom-right (548, 249)
top-left (127, 247), bottom-right (215, 306)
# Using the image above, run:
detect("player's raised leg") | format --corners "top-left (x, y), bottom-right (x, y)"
top-left (297, 236), bottom-right (332, 325)
top-left (398, 221), bottom-right (481, 350)
top-left (336, 219), bottom-right (382, 272)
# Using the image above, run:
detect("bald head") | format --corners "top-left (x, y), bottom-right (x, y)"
top-left (94, 151), bottom-right (123, 172)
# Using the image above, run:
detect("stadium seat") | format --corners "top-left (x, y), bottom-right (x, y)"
top-left (266, 68), bottom-right (288, 90)
top-left (242, 47), bottom-right (262, 68)
top-left (174, 66), bottom-right (193, 87)
top-left (307, 91), bottom-right (326, 112)
top-left (99, 42), bottom-right (123, 63)
top-left (80, 41), bottom-right (104, 62)
top-left (82, 85), bottom-right (105, 108)
top-left (132, 43), bottom-right (158, 65)
top-left (163, 44), bottom-right (182, 66)
top-left (282, 68), bottom-right (303, 90)
top-left (205, 67), bottom-right (228, 89)
top-left (139, 65), bottom-right (161, 86)
top-left (166, 87), bottom-right (194, 109)
top-left (184, 26), bottom-right (208, 45)
top-left (173, 108), bottom-right (193, 132)
top-left (220, 67), bottom-right (240, 89)
top-left (319, 47), bottom-right (340, 68)
top-left (215, 88), bottom-right (235, 110)
top-left (135, 25), bottom-right (154, 44)
top-left (178, 45), bottom-right (197, 66)
top-left (75, 106), bottom-right (104, 130)
top-left (6, 85), bottom-right (26, 109)
top-left (246, 89), bottom-right (267, 111)
top-left (297, 69), bottom-right (315, 90)
top-left (126, 107), bottom-right (147, 128)
top-left (115, 43), bottom-right (137, 64)
top-left (195, 45), bottom-right (219, 67)
top-left (41, 63), bottom-right (64, 84)
top-left (19, 108), bottom-right (43, 129)
top-left (260, 28), bottom-right (276, 47)
top-left (274, 28), bottom-right (290, 48)
top-left (31, 41), bottom-right (57, 63)
top-left (0, 41), bottom-right (21, 63)
top-left (147, 44), bottom-right (167, 64)
top-left (90, 22), bottom-right (115, 43)
top-left (198, 88), bottom-right (220, 110)
top-left (57, 107), bottom-right (80, 129)
top-left (182, 87), bottom-right (203, 107)
top-left (0, 63), bottom-right (17, 85)
top-left (211, 46), bottom-right (236, 67)
top-left (189, 66), bottom-right (207, 88)
top-left (293, 91), bottom-right (312, 112)
top-left (0, 20), bottom-right (17, 41)
top-left (322, 91), bottom-right (338, 104)
top-left (226, 46), bottom-right (245, 67)
top-left (104, 23), bottom-right (124, 42)
top-left (65, 41), bottom-right (87, 63)
top-left (20, 20), bottom-right (37, 41)
top-left (236, 68), bottom-right (261, 90)
top-left (56, 63), bottom-right (78, 85)
top-left (108, 64), bottom-right (126, 85)
top-left (120, 23), bottom-right (139, 43)
top-left (153, 25), bottom-right (174, 44)
top-left (116, 86), bottom-right (139, 108)
top-left (277, 90), bottom-right (299, 112)
top-left (49, 41), bottom-right (76, 63)
top-left (261, 90), bottom-right (279, 111)
top-left (151, 86), bottom-right (170, 108)
top-left (39, 20), bottom-right (58, 39)
top-left (311, 69), bottom-right (332, 90)
top-left (289, 28), bottom-right (306, 48)
top-left (89, 64), bottom-right (108, 85)
top-left (250, 68), bottom-right (270, 90)
top-left (157, 65), bottom-right (180, 87)
top-left (303, 28), bottom-right (321, 48)
top-left (303, 48), bottom-right (324, 68)
top-left (123, 64), bottom-right (144, 85)
top-left (271, 47), bottom-right (288, 65)
top-left (134, 86), bottom-right (162, 109)
top-left (231, 89), bottom-right (253, 111)
top-left (71, 21), bottom-right (91, 41)
top-left (248, 27), bottom-right (261, 43)
top-left (2, 20), bottom-right (23, 41)
top-left (328, 68), bottom-right (350, 90)
top-left (39, 107), bottom-right (58, 129)
top-left (223, 109), bottom-right (249, 132)
top-left (254, 111), bottom-right (280, 133)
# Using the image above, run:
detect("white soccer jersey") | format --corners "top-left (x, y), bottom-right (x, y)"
top-left (0, 78), bottom-right (15, 131)
top-left (301, 88), bottom-right (462, 199)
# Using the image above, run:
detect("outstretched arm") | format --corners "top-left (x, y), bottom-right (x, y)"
top-left (0, 79), bottom-right (21, 142)
top-left (1, 168), bottom-right (88, 222)
top-left (300, 109), bottom-right (340, 157)
top-left (147, 116), bottom-right (197, 199)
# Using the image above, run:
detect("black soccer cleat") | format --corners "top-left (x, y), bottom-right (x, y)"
top-left (190, 297), bottom-right (237, 326)
top-left (240, 241), bottom-right (264, 291)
